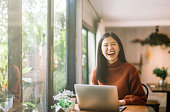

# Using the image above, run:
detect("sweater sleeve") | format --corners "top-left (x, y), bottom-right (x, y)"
top-left (123, 67), bottom-right (147, 105)
top-left (9, 65), bottom-right (21, 102)
top-left (91, 67), bottom-right (99, 85)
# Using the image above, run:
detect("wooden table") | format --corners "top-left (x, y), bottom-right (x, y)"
top-left (147, 83), bottom-right (170, 112)
top-left (71, 104), bottom-right (148, 112)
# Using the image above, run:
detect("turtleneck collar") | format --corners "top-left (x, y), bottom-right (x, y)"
top-left (107, 59), bottom-right (123, 68)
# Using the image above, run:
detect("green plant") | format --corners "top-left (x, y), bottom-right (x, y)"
top-left (23, 102), bottom-right (36, 111)
top-left (53, 70), bottom-right (65, 94)
top-left (153, 67), bottom-right (168, 80)
top-left (51, 98), bottom-right (72, 110)
top-left (23, 97), bottom-right (40, 111)
top-left (142, 33), bottom-right (170, 47)
top-left (22, 0), bottom-right (46, 56)
top-left (53, 5), bottom-right (66, 95)
top-left (132, 26), bottom-right (170, 47)
top-left (0, 51), bottom-right (8, 91)
top-left (51, 90), bottom-right (74, 110)
top-left (132, 33), bottom-right (170, 47)
top-left (0, 74), bottom-right (8, 90)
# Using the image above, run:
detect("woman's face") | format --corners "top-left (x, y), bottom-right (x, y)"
top-left (101, 36), bottom-right (120, 64)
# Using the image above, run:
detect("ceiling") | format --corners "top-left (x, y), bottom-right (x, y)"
top-left (89, 0), bottom-right (170, 26)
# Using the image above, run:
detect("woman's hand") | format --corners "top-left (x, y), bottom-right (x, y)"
top-left (119, 100), bottom-right (126, 106)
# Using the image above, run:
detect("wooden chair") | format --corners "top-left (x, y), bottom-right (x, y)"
top-left (142, 83), bottom-right (160, 112)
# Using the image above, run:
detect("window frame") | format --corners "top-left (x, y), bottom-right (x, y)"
top-left (8, 0), bottom-right (22, 101)
top-left (82, 23), bottom-right (96, 84)
top-left (66, 0), bottom-right (76, 91)
top-left (46, 0), bottom-right (54, 111)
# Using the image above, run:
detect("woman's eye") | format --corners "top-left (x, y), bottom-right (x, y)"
top-left (104, 45), bottom-right (108, 47)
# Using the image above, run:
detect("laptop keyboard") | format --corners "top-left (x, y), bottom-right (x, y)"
top-left (119, 106), bottom-right (127, 112)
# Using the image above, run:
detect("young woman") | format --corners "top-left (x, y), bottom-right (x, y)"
top-left (91, 32), bottom-right (147, 105)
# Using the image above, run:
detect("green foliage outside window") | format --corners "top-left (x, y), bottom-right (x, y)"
top-left (53, 1), bottom-right (66, 94)
top-left (82, 29), bottom-right (87, 84)
top-left (0, 0), bottom-right (8, 90)
top-left (0, 0), bottom-right (66, 101)
top-left (22, 0), bottom-right (47, 56)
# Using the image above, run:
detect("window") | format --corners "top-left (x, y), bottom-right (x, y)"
top-left (82, 27), bottom-right (96, 84)
top-left (53, 0), bottom-right (66, 94)
top-left (22, 0), bottom-right (47, 111)
top-left (0, 0), bottom-right (68, 111)
top-left (88, 31), bottom-right (96, 83)
top-left (82, 28), bottom-right (88, 84)
top-left (0, 0), bottom-right (8, 96)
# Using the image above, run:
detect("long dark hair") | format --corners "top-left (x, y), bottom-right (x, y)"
top-left (96, 32), bottom-right (127, 83)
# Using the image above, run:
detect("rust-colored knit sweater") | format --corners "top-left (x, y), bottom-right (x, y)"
top-left (9, 65), bottom-right (21, 102)
top-left (91, 60), bottom-right (147, 105)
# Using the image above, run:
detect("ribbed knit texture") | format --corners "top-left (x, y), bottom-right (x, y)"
top-left (91, 60), bottom-right (147, 105)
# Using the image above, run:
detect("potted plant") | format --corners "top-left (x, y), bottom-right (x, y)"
top-left (153, 67), bottom-right (168, 87)
top-left (131, 26), bottom-right (170, 48)
top-left (51, 89), bottom-right (76, 112)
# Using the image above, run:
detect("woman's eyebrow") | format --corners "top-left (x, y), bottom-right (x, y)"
top-left (110, 42), bottom-right (117, 44)
top-left (103, 41), bottom-right (117, 44)
top-left (112, 41), bottom-right (117, 43)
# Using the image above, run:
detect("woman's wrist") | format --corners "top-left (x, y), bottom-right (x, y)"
top-left (119, 100), bottom-right (126, 106)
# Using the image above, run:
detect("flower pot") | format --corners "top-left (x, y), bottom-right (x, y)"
top-left (70, 97), bottom-right (76, 111)
top-left (55, 106), bottom-right (71, 112)
top-left (158, 78), bottom-right (167, 87)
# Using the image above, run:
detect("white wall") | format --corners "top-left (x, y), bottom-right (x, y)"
top-left (106, 26), bottom-right (170, 107)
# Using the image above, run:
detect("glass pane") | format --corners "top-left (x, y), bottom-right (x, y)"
top-left (22, 0), bottom-right (47, 111)
top-left (88, 32), bottom-right (95, 84)
top-left (0, 0), bottom-right (8, 77)
top-left (0, 0), bottom-right (8, 110)
top-left (82, 29), bottom-right (87, 84)
top-left (53, 0), bottom-right (66, 94)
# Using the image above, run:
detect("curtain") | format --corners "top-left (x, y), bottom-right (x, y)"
top-left (96, 19), bottom-right (105, 62)
top-left (96, 19), bottom-right (105, 45)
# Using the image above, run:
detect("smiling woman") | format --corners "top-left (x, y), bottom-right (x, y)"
top-left (91, 32), bottom-right (147, 105)
top-left (101, 36), bottom-right (120, 64)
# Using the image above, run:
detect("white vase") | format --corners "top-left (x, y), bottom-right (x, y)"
top-left (158, 78), bottom-right (167, 87)
top-left (55, 106), bottom-right (71, 112)
top-left (64, 108), bottom-right (71, 112)
top-left (70, 97), bottom-right (76, 111)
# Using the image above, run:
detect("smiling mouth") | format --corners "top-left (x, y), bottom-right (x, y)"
top-left (107, 51), bottom-right (115, 55)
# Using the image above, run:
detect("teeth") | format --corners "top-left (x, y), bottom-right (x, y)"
top-left (107, 52), bottom-right (115, 55)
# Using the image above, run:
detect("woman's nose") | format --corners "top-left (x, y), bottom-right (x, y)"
top-left (108, 45), bottom-right (114, 50)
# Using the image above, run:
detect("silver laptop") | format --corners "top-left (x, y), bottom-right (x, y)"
top-left (74, 84), bottom-right (121, 112)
